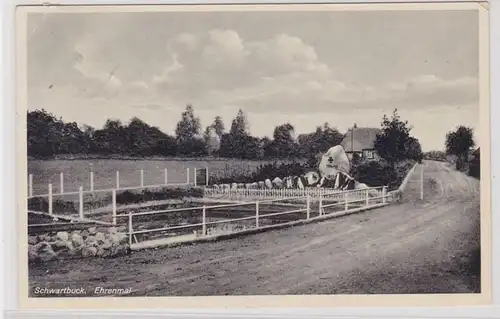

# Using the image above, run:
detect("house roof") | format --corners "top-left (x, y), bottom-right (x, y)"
top-left (340, 127), bottom-right (381, 152)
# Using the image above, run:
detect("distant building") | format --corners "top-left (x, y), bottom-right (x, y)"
top-left (340, 124), bottom-right (381, 161)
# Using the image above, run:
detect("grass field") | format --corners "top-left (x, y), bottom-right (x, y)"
top-left (27, 158), bottom-right (296, 196)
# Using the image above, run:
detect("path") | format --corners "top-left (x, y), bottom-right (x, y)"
top-left (28, 160), bottom-right (481, 296)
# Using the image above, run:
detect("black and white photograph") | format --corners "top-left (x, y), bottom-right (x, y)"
top-left (17, 2), bottom-right (491, 308)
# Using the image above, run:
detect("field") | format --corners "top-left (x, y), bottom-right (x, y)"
top-left (28, 158), bottom-right (295, 196)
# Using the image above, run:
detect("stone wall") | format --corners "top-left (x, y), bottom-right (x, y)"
top-left (28, 226), bottom-right (130, 263)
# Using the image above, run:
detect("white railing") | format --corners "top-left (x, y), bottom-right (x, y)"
top-left (27, 166), bottom-right (209, 198)
top-left (125, 187), bottom-right (390, 247)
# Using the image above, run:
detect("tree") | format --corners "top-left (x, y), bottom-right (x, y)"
top-left (213, 116), bottom-right (225, 137)
top-left (445, 126), bottom-right (475, 170)
top-left (229, 109), bottom-right (248, 137)
top-left (175, 104), bottom-right (203, 155)
top-left (405, 136), bottom-right (424, 163)
top-left (297, 123), bottom-right (344, 167)
top-left (272, 123), bottom-right (296, 158)
top-left (203, 125), bottom-right (221, 156)
top-left (374, 109), bottom-right (418, 167)
top-left (220, 109), bottom-right (250, 158)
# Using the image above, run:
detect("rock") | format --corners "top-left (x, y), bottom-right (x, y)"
top-left (70, 233), bottom-right (84, 247)
top-left (319, 145), bottom-right (350, 179)
top-left (39, 234), bottom-right (51, 242)
top-left (244, 183), bottom-right (252, 189)
top-left (28, 246), bottom-right (39, 262)
top-left (34, 242), bottom-right (51, 253)
top-left (95, 232), bottom-right (106, 243)
top-left (56, 231), bottom-right (69, 242)
top-left (69, 246), bottom-right (82, 257)
top-left (107, 227), bottom-right (118, 234)
top-left (264, 179), bottom-right (273, 189)
top-left (110, 245), bottom-right (127, 257)
top-left (109, 233), bottom-right (127, 245)
top-left (101, 239), bottom-right (113, 249)
top-left (272, 177), bottom-right (283, 188)
top-left (96, 247), bottom-right (111, 257)
top-left (88, 227), bottom-right (97, 235)
top-left (237, 183), bottom-right (245, 189)
top-left (258, 181), bottom-right (265, 189)
top-left (53, 217), bottom-right (59, 222)
top-left (82, 246), bottom-right (98, 257)
top-left (72, 230), bottom-right (82, 235)
top-left (117, 226), bottom-right (127, 232)
top-left (28, 236), bottom-right (38, 245)
top-left (303, 171), bottom-right (320, 186)
top-left (81, 230), bottom-right (89, 238)
top-left (231, 183), bottom-right (238, 189)
top-left (38, 243), bottom-right (56, 261)
top-left (250, 182), bottom-right (259, 189)
top-left (85, 235), bottom-right (98, 246)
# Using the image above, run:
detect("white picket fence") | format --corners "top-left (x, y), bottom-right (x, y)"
top-left (203, 186), bottom-right (388, 202)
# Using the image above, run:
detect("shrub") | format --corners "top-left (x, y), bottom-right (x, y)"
top-left (350, 160), bottom-right (414, 191)
top-left (115, 187), bottom-right (203, 204)
top-left (209, 161), bottom-right (311, 184)
top-left (468, 151), bottom-right (480, 179)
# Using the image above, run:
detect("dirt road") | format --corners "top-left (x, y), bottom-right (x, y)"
top-left (29, 160), bottom-right (481, 296)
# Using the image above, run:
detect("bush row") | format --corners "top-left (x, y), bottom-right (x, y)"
top-left (210, 160), bottom-right (414, 191)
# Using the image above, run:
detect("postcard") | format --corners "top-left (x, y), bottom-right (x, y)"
top-left (16, 1), bottom-right (491, 309)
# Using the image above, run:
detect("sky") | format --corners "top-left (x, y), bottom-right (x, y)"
top-left (26, 8), bottom-right (480, 152)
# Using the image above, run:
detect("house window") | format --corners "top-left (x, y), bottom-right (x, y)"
top-left (363, 150), bottom-right (374, 159)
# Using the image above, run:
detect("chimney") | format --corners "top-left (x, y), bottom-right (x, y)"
top-left (353, 123), bottom-right (357, 129)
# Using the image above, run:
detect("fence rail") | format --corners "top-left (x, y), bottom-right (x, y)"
top-left (127, 186), bottom-right (390, 247)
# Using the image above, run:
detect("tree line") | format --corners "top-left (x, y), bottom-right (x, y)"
top-left (27, 105), bottom-right (346, 161)
top-left (27, 105), bottom-right (427, 168)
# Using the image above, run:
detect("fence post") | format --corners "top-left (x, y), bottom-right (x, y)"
top-left (205, 167), bottom-right (209, 186)
top-left (365, 189), bottom-right (369, 206)
top-left (48, 183), bottom-right (53, 215)
top-left (256, 201), bottom-right (260, 228)
top-left (382, 186), bottom-right (387, 204)
top-left (112, 189), bottom-right (117, 225)
top-left (140, 169), bottom-right (144, 188)
top-left (344, 192), bottom-right (348, 211)
top-left (60, 172), bottom-right (64, 194)
top-left (164, 168), bottom-right (168, 185)
top-left (90, 172), bottom-right (94, 192)
top-left (28, 174), bottom-right (33, 197)
top-left (420, 164), bottom-right (424, 200)
top-left (318, 195), bottom-right (323, 216)
top-left (306, 195), bottom-right (310, 219)
top-left (128, 210), bottom-right (133, 246)
top-left (116, 171), bottom-right (120, 189)
top-left (186, 168), bottom-right (190, 184)
top-left (79, 186), bottom-right (84, 219)
top-left (202, 206), bottom-right (207, 236)
top-left (194, 168), bottom-right (198, 186)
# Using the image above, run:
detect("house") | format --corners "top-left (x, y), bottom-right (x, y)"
top-left (340, 124), bottom-right (381, 161)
